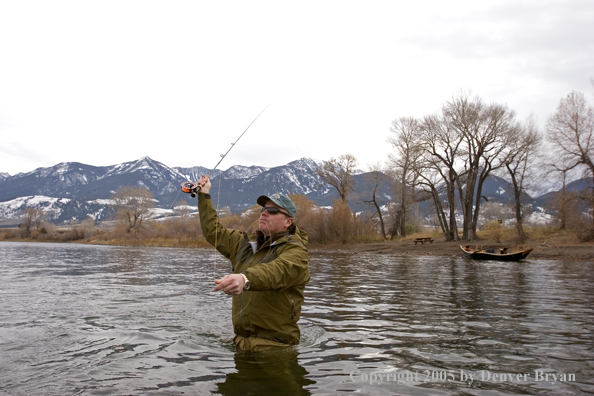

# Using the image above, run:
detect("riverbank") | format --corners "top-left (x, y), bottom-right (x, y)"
top-left (309, 239), bottom-right (594, 261)
top-left (3, 230), bottom-right (593, 261)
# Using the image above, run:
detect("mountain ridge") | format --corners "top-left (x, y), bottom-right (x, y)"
top-left (0, 156), bottom-right (583, 226)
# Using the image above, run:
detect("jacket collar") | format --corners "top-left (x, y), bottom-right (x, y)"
top-left (255, 229), bottom-right (289, 251)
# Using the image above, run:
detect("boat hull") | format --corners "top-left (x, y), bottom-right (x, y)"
top-left (460, 246), bottom-right (533, 261)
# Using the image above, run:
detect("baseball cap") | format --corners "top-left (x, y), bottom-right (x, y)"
top-left (256, 193), bottom-right (297, 218)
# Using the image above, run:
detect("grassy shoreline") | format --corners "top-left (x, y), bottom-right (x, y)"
top-left (3, 228), bottom-right (593, 261)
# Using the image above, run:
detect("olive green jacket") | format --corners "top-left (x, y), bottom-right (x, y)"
top-left (198, 193), bottom-right (310, 345)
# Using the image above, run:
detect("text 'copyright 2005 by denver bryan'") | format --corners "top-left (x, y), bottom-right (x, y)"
top-left (349, 369), bottom-right (576, 386)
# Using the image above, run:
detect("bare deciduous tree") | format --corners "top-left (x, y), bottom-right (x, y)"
top-left (361, 162), bottom-right (388, 239)
top-left (502, 116), bottom-right (542, 242)
top-left (418, 113), bottom-right (463, 241)
top-left (111, 186), bottom-right (155, 232)
top-left (546, 91), bottom-right (594, 175)
top-left (20, 208), bottom-right (45, 237)
top-left (417, 166), bottom-right (452, 238)
top-left (388, 92), bottom-right (520, 241)
top-left (445, 93), bottom-right (518, 240)
top-left (387, 117), bottom-right (423, 238)
top-left (314, 154), bottom-right (358, 202)
top-left (546, 91), bottom-right (594, 236)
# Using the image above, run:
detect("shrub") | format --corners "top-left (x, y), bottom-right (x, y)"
top-left (485, 220), bottom-right (503, 243)
top-left (327, 199), bottom-right (356, 244)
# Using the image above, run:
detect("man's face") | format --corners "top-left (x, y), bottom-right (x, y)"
top-left (258, 201), bottom-right (293, 236)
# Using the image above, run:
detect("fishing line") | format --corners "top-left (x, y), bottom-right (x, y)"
top-left (213, 173), bottom-right (222, 281)
top-left (180, 102), bottom-right (272, 197)
top-left (152, 217), bottom-right (262, 320)
top-left (152, 103), bottom-right (272, 318)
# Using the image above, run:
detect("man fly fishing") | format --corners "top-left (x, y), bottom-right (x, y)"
top-left (195, 176), bottom-right (310, 352)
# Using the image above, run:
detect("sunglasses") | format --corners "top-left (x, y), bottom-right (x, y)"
top-left (261, 206), bottom-right (291, 217)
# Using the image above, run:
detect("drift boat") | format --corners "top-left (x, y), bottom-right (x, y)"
top-left (460, 245), bottom-right (533, 261)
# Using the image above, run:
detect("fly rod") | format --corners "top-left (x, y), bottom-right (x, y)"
top-left (180, 103), bottom-right (271, 197)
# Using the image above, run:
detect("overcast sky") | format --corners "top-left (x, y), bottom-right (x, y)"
top-left (1, 0), bottom-right (593, 176)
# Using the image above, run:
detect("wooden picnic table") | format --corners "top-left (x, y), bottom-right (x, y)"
top-left (414, 237), bottom-right (434, 245)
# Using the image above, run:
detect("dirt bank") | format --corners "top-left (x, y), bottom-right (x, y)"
top-left (309, 239), bottom-right (594, 261)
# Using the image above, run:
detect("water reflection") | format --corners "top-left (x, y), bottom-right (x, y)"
top-left (302, 251), bottom-right (594, 394)
top-left (217, 348), bottom-right (314, 396)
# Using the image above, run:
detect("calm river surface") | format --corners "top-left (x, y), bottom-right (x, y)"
top-left (1, 242), bottom-right (593, 395)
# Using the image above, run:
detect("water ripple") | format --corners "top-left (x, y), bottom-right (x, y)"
top-left (1, 242), bottom-right (593, 395)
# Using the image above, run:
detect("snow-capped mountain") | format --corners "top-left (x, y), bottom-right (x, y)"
top-left (0, 156), bottom-right (587, 226)
top-left (0, 157), bottom-right (185, 202)
top-left (0, 157), bottom-right (333, 224)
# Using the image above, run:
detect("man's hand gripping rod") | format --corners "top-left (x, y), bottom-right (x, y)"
top-left (181, 104), bottom-right (271, 197)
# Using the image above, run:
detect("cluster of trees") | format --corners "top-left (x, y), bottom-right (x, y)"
top-left (384, 91), bottom-right (541, 242)
top-left (14, 207), bottom-right (96, 241)
top-left (316, 89), bottom-right (594, 242)
top-left (110, 186), bottom-right (155, 233)
top-left (19, 208), bottom-right (46, 237)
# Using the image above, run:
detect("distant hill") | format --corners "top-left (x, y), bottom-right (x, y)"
top-left (533, 177), bottom-right (594, 208)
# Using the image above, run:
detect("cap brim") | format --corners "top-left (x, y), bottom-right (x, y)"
top-left (256, 195), bottom-right (271, 206)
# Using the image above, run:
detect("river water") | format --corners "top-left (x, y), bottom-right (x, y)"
top-left (0, 242), bottom-right (593, 395)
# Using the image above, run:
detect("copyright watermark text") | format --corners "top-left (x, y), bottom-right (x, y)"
top-left (350, 369), bottom-right (576, 386)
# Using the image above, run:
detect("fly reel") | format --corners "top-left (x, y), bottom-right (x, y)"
top-left (181, 181), bottom-right (201, 197)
